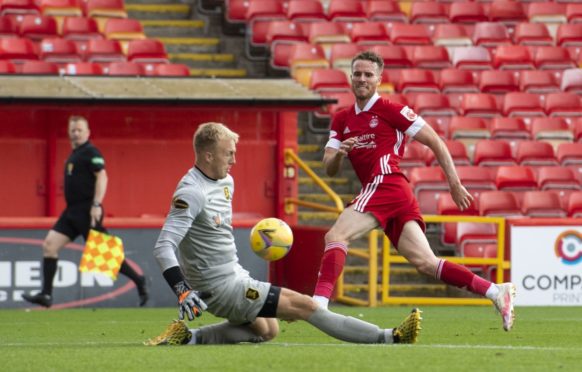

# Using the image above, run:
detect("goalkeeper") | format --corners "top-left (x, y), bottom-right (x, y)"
top-left (146, 122), bottom-right (422, 346)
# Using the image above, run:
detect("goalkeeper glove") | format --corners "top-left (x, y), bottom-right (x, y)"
top-left (178, 289), bottom-right (208, 321)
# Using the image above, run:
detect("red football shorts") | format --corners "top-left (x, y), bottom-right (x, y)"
top-left (349, 173), bottom-right (426, 247)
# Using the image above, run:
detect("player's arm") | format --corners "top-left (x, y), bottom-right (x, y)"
top-left (413, 124), bottom-right (473, 211)
top-left (91, 169), bottom-right (107, 227)
top-left (153, 191), bottom-right (207, 320)
top-left (323, 138), bottom-right (358, 177)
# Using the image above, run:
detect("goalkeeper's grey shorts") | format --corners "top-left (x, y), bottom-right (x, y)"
top-left (205, 275), bottom-right (271, 324)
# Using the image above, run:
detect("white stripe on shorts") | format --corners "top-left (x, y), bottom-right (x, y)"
top-left (354, 175), bottom-right (383, 212)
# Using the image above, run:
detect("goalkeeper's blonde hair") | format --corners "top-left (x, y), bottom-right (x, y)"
top-left (194, 122), bottom-right (239, 156)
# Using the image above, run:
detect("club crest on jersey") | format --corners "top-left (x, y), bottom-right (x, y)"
top-left (224, 187), bottom-right (231, 200)
top-left (369, 116), bottom-right (379, 128)
top-left (245, 288), bottom-right (260, 300)
top-left (400, 106), bottom-right (418, 122)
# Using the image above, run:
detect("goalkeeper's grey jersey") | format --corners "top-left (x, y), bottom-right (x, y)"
top-left (153, 166), bottom-right (248, 291)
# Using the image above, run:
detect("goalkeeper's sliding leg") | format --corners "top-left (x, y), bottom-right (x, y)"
top-left (145, 287), bottom-right (422, 346)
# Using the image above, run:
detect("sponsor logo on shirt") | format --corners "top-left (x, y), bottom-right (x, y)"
top-left (172, 197), bottom-right (189, 209)
top-left (369, 116), bottom-right (379, 128)
top-left (353, 133), bottom-right (377, 150)
top-left (400, 106), bottom-right (418, 122)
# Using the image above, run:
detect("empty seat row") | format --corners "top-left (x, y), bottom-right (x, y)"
top-left (227, 0), bottom-right (582, 26)
top-left (0, 59), bottom-right (190, 75)
top-left (0, 0), bottom-right (126, 21)
top-left (0, 15), bottom-right (144, 41)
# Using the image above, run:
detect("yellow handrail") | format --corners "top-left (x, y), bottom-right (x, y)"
top-left (283, 148), bottom-right (344, 214)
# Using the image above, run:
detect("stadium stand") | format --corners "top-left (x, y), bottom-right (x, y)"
top-left (521, 191), bottom-right (566, 218)
top-left (21, 59), bottom-right (59, 74)
top-left (479, 191), bottom-right (523, 218)
top-left (567, 192), bottom-right (582, 217)
top-left (409, 166), bottom-right (449, 215)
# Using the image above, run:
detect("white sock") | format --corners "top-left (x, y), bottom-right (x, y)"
top-left (485, 283), bottom-right (500, 301)
top-left (187, 329), bottom-right (198, 345)
top-left (313, 295), bottom-right (329, 309)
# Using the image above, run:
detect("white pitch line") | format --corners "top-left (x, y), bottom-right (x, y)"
top-left (0, 342), bottom-right (577, 352)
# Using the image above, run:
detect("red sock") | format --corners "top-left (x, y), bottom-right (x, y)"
top-left (436, 259), bottom-right (491, 296)
top-left (313, 242), bottom-right (348, 298)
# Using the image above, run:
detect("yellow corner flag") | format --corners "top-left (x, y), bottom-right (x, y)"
top-left (79, 229), bottom-right (125, 280)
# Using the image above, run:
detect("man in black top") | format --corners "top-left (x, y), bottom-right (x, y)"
top-left (22, 116), bottom-right (148, 308)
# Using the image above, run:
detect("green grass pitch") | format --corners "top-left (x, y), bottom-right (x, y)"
top-left (1, 306), bottom-right (579, 371)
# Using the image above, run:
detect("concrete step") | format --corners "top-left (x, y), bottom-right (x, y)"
top-left (298, 193), bottom-right (353, 204)
top-left (126, 4), bottom-right (191, 20)
top-left (142, 19), bottom-right (206, 37)
top-left (188, 68), bottom-right (247, 78)
top-left (157, 37), bottom-right (220, 54)
top-left (168, 53), bottom-right (236, 68)
top-left (298, 176), bottom-right (353, 194)
top-left (298, 211), bottom-right (338, 226)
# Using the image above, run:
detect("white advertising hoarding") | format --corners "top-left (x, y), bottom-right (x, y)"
top-left (511, 223), bottom-right (582, 306)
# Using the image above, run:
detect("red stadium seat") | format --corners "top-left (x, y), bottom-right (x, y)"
top-left (437, 193), bottom-right (479, 248)
top-left (107, 61), bottom-right (144, 76)
top-left (39, 38), bottom-right (81, 64)
top-left (449, 116), bottom-right (490, 144)
top-left (19, 15), bottom-right (58, 41)
top-left (456, 165), bottom-right (497, 199)
top-left (401, 140), bottom-right (428, 170)
top-left (0, 60), bottom-right (16, 73)
top-left (20, 59), bottom-right (58, 74)
top-left (305, 21), bottom-right (350, 46)
top-left (567, 4), bottom-right (582, 24)
top-left (472, 22), bottom-right (511, 47)
top-left (448, 2), bottom-right (487, 24)
top-left (366, 0), bottom-right (407, 23)
top-left (516, 140), bottom-right (558, 167)
top-left (489, 1), bottom-right (527, 26)
top-left (288, 42), bottom-right (328, 79)
top-left (327, 0), bottom-right (367, 23)
top-left (411, 46), bottom-right (451, 69)
top-left (413, 93), bottom-right (457, 117)
top-left (425, 139), bottom-right (471, 166)
top-left (86, 0), bottom-right (126, 18)
top-left (286, 0), bottom-right (326, 23)
top-left (409, 2), bottom-right (448, 24)
top-left (490, 117), bottom-right (530, 141)
top-left (556, 24), bottom-right (582, 47)
top-left (528, 3), bottom-right (567, 24)
top-left (519, 70), bottom-right (560, 94)
top-left (155, 63), bottom-right (189, 77)
top-left (557, 143), bottom-right (582, 165)
top-left (61, 16), bottom-right (101, 41)
top-left (225, 0), bottom-right (248, 25)
top-left (452, 46), bottom-right (492, 70)
top-left (0, 15), bottom-right (18, 37)
top-left (439, 68), bottom-right (479, 94)
top-left (328, 43), bottom-right (360, 70)
top-left (561, 68), bottom-right (582, 94)
top-left (461, 93), bottom-right (500, 118)
top-left (85, 39), bottom-right (124, 63)
top-left (40, 0), bottom-right (82, 17)
top-left (369, 45), bottom-right (412, 69)
top-left (456, 222), bottom-right (497, 257)
top-left (349, 22), bottom-right (389, 45)
top-left (545, 92), bottom-right (582, 117)
top-left (503, 92), bottom-right (545, 118)
top-left (496, 166), bottom-right (537, 196)
top-left (397, 69), bottom-right (439, 94)
top-left (388, 23), bottom-right (431, 46)
top-left (0, 37), bottom-right (37, 64)
top-left (432, 24), bottom-right (473, 47)
top-left (493, 45), bottom-right (534, 70)
top-left (63, 62), bottom-right (102, 75)
top-left (521, 191), bottom-right (566, 218)
top-left (103, 18), bottom-right (144, 41)
top-left (479, 70), bottom-right (518, 94)
top-left (537, 166), bottom-right (580, 195)
top-left (0, 0), bottom-right (40, 17)
top-left (266, 20), bottom-right (306, 47)
top-left (127, 39), bottom-right (168, 64)
top-left (573, 118), bottom-right (582, 142)
top-left (531, 118), bottom-right (574, 146)
top-left (513, 23), bottom-right (553, 46)
top-left (309, 68), bottom-right (350, 92)
top-left (479, 191), bottom-right (522, 217)
top-left (473, 140), bottom-right (516, 167)
top-left (567, 191), bottom-right (582, 217)
top-left (316, 90), bottom-right (354, 119)
top-left (382, 93), bottom-right (408, 106)
top-left (533, 46), bottom-right (576, 70)
top-left (409, 166), bottom-right (449, 214)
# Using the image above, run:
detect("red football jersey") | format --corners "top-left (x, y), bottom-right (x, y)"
top-left (327, 94), bottom-right (426, 185)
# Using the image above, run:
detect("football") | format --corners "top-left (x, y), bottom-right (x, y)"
top-left (249, 218), bottom-right (293, 261)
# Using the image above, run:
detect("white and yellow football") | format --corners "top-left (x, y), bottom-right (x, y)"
top-left (249, 218), bottom-right (293, 261)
